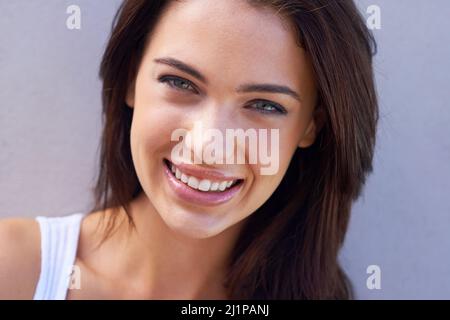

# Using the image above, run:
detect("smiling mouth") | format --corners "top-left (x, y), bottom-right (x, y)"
top-left (163, 158), bottom-right (244, 206)
top-left (163, 159), bottom-right (243, 192)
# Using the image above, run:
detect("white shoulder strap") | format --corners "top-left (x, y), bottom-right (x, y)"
top-left (33, 213), bottom-right (85, 300)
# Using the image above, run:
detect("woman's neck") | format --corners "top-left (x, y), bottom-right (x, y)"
top-left (105, 192), bottom-right (243, 299)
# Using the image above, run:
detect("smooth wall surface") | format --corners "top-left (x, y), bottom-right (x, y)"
top-left (1, 0), bottom-right (449, 299)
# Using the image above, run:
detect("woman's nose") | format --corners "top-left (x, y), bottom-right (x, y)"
top-left (182, 104), bottom-right (245, 165)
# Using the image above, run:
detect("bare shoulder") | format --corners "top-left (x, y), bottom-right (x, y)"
top-left (0, 217), bottom-right (41, 299)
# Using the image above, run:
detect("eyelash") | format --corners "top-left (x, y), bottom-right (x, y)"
top-left (158, 75), bottom-right (288, 115)
top-left (158, 75), bottom-right (199, 94)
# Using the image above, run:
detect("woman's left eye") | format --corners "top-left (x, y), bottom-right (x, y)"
top-left (246, 100), bottom-right (288, 115)
top-left (158, 75), bottom-right (198, 94)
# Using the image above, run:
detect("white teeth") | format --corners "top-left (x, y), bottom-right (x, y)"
top-left (218, 181), bottom-right (228, 191)
top-left (210, 182), bottom-right (219, 191)
top-left (198, 179), bottom-right (211, 191)
top-left (169, 162), bottom-right (239, 192)
top-left (187, 176), bottom-right (199, 189)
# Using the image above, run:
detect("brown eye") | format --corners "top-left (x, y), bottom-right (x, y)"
top-left (158, 75), bottom-right (198, 94)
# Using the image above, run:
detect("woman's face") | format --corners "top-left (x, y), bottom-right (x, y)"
top-left (128, 0), bottom-right (319, 239)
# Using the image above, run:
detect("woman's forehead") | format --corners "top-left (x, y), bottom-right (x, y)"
top-left (144, 0), bottom-right (313, 95)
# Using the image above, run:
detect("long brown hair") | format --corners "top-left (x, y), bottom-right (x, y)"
top-left (91, 0), bottom-right (378, 299)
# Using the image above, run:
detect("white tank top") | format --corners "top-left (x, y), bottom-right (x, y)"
top-left (33, 212), bottom-right (85, 300)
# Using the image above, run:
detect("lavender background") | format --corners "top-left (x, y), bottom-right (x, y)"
top-left (0, 0), bottom-right (449, 299)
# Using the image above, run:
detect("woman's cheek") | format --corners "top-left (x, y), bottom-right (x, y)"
top-left (245, 162), bottom-right (282, 208)
top-left (256, 143), bottom-right (296, 192)
top-left (134, 99), bottom-right (179, 141)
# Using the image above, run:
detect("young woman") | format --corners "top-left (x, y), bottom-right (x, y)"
top-left (0, 0), bottom-right (378, 299)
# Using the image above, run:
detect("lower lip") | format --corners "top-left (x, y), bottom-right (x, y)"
top-left (163, 160), bottom-right (243, 207)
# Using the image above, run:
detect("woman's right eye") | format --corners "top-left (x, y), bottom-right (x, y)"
top-left (158, 75), bottom-right (198, 94)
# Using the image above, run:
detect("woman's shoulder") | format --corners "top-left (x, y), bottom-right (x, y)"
top-left (0, 217), bottom-right (41, 299)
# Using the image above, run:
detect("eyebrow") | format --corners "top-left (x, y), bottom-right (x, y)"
top-left (153, 57), bottom-right (302, 102)
top-left (236, 83), bottom-right (302, 102)
top-left (154, 57), bottom-right (208, 84)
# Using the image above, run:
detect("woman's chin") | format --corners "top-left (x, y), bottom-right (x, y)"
top-left (161, 206), bottom-right (239, 240)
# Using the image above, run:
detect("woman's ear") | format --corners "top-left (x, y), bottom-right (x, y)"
top-left (125, 81), bottom-right (135, 108)
top-left (298, 105), bottom-right (326, 148)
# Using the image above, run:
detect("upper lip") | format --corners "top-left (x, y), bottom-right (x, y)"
top-left (166, 158), bottom-right (244, 181)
